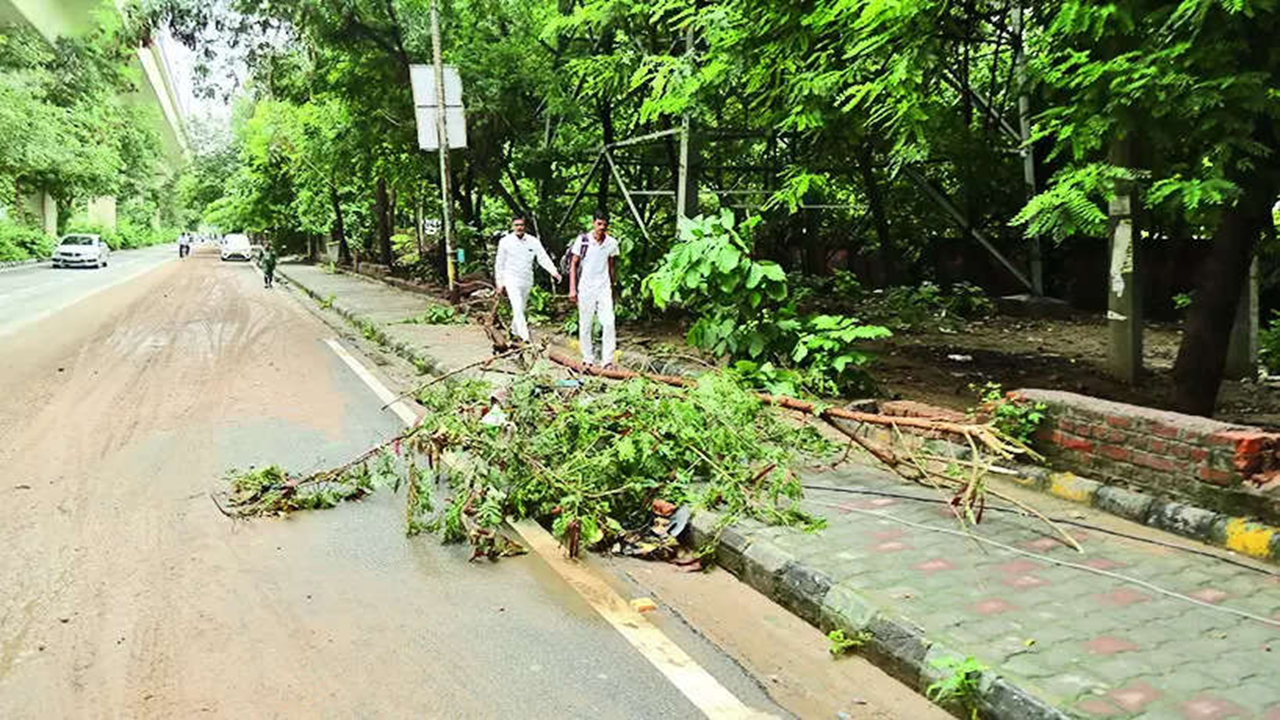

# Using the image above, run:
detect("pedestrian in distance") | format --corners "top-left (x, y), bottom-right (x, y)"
top-left (568, 212), bottom-right (620, 368)
top-left (260, 240), bottom-right (278, 288)
top-left (179, 233), bottom-right (190, 258)
top-left (494, 215), bottom-right (561, 343)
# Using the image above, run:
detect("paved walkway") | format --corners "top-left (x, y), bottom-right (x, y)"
top-left (278, 261), bottom-right (1280, 719)
top-left (708, 463), bottom-right (1280, 719)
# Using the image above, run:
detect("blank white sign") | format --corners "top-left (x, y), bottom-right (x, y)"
top-left (415, 107), bottom-right (468, 150)
top-left (409, 64), bottom-right (463, 107)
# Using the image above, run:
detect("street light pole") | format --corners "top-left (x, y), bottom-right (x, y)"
top-left (430, 0), bottom-right (459, 303)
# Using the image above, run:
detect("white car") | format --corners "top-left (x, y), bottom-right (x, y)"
top-left (221, 234), bottom-right (253, 261)
top-left (53, 234), bottom-right (110, 269)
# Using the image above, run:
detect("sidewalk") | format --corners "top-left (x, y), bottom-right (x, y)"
top-left (279, 261), bottom-right (1280, 719)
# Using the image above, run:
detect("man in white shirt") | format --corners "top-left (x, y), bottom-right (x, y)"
top-left (494, 215), bottom-right (560, 343)
top-left (568, 212), bottom-right (620, 367)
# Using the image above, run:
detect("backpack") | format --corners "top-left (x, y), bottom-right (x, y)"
top-left (558, 233), bottom-right (590, 282)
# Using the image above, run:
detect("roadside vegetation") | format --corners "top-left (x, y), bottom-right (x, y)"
top-left (0, 19), bottom-right (185, 261)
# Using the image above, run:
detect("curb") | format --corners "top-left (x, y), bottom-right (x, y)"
top-left (276, 265), bottom-right (445, 376)
top-left (0, 257), bottom-right (49, 270)
top-left (689, 512), bottom-right (1071, 720)
top-left (843, 422), bottom-right (1280, 567)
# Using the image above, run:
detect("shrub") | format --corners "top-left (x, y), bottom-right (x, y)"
top-left (645, 210), bottom-right (890, 396)
top-left (0, 220), bottom-right (54, 261)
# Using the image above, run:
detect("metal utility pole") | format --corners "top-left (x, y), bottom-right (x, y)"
top-left (430, 0), bottom-right (459, 303)
top-left (1012, 3), bottom-right (1043, 296)
top-left (676, 24), bottom-right (699, 220)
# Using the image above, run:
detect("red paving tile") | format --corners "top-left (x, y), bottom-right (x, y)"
top-left (1084, 636), bottom-right (1139, 655)
top-left (1002, 574), bottom-right (1050, 589)
top-left (915, 558), bottom-right (954, 573)
top-left (1096, 588), bottom-right (1152, 607)
top-left (972, 598), bottom-right (1015, 615)
top-left (1107, 681), bottom-right (1162, 713)
top-left (1180, 695), bottom-right (1249, 720)
top-left (1188, 589), bottom-right (1229, 605)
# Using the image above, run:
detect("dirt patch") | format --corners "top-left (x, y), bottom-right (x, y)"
top-left (866, 316), bottom-right (1280, 428)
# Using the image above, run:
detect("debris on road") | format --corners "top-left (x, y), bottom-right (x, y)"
top-left (219, 346), bottom-right (1063, 562)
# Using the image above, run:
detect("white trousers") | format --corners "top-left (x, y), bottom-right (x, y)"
top-left (506, 283), bottom-right (532, 341)
top-left (578, 284), bottom-right (615, 365)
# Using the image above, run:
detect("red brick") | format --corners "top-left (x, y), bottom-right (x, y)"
top-left (1099, 444), bottom-right (1131, 462)
top-left (1147, 439), bottom-right (1168, 454)
top-left (1180, 695), bottom-right (1249, 720)
top-left (1085, 636), bottom-right (1139, 655)
top-left (1084, 558), bottom-right (1124, 570)
top-left (1105, 415), bottom-right (1132, 428)
top-left (1107, 681), bottom-right (1162, 712)
top-left (1188, 588), bottom-right (1229, 604)
top-left (915, 559), bottom-right (954, 573)
top-left (1058, 433), bottom-right (1094, 452)
top-left (971, 598), bottom-right (1015, 615)
top-left (874, 541), bottom-right (907, 552)
top-left (1130, 451), bottom-right (1182, 473)
top-left (1104, 428), bottom-right (1128, 442)
top-left (1002, 574), bottom-right (1050, 589)
top-left (1198, 466), bottom-right (1237, 487)
top-left (1152, 422), bottom-right (1182, 439)
top-left (1097, 588), bottom-right (1151, 607)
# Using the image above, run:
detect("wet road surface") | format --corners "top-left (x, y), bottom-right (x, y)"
top-left (0, 246), bottom-right (783, 718)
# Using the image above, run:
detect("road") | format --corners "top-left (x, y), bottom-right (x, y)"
top-left (0, 244), bottom-right (941, 718)
top-left (0, 244), bottom-right (177, 339)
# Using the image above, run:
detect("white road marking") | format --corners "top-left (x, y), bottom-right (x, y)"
top-left (509, 519), bottom-right (768, 719)
top-left (323, 338), bottom-right (419, 426)
top-left (324, 337), bottom-right (764, 719)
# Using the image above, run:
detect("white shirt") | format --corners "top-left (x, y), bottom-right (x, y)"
top-left (494, 232), bottom-right (556, 287)
top-left (572, 234), bottom-right (619, 291)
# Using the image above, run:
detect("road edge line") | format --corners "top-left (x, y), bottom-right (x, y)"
top-left (322, 336), bottom-right (765, 720)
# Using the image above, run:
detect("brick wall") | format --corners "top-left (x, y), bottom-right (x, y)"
top-left (1020, 389), bottom-right (1280, 523)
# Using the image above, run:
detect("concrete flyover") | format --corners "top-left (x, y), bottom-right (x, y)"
top-left (0, 0), bottom-right (188, 232)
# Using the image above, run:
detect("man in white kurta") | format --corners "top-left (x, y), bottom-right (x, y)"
top-left (568, 214), bottom-right (620, 367)
top-left (494, 216), bottom-right (560, 342)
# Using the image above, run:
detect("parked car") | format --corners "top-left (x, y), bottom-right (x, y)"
top-left (221, 233), bottom-right (253, 261)
top-left (52, 234), bottom-right (110, 269)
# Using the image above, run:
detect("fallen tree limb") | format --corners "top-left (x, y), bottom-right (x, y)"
top-left (546, 350), bottom-right (1078, 551)
top-left (382, 346), bottom-right (527, 410)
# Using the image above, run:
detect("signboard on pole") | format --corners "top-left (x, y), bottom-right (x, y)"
top-left (410, 64), bottom-right (467, 150)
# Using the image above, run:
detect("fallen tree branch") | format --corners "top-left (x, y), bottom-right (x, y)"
top-left (382, 346), bottom-right (527, 410)
top-left (546, 350), bottom-right (1077, 551)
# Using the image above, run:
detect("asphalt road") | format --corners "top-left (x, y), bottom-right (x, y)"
top-left (0, 245), bottom-right (784, 718)
top-left (0, 243), bottom-right (177, 339)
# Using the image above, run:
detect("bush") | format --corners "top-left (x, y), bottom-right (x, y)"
top-left (645, 210), bottom-right (890, 397)
top-left (0, 220), bottom-right (54, 261)
top-left (1260, 310), bottom-right (1280, 374)
top-left (64, 218), bottom-right (177, 250)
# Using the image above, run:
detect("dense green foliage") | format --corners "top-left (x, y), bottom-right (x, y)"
top-left (136, 0), bottom-right (1280, 410)
top-left (0, 18), bottom-right (179, 259)
top-left (227, 366), bottom-right (837, 557)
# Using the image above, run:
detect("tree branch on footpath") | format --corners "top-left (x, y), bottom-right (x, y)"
top-left (546, 352), bottom-right (1079, 551)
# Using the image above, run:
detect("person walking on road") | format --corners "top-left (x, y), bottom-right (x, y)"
top-left (568, 212), bottom-right (620, 368)
top-left (259, 241), bottom-right (278, 289)
top-left (494, 215), bottom-right (560, 343)
top-left (179, 233), bottom-right (190, 258)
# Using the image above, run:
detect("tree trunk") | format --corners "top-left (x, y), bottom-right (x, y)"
top-left (856, 143), bottom-right (895, 285)
top-left (331, 183), bottom-right (351, 265)
top-left (375, 177), bottom-right (392, 266)
top-left (1173, 169), bottom-right (1279, 415)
